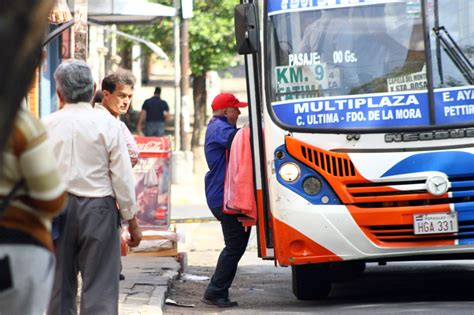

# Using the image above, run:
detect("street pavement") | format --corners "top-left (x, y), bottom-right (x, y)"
top-left (118, 149), bottom-right (209, 315)
top-left (119, 256), bottom-right (180, 315)
top-left (118, 121), bottom-right (250, 313)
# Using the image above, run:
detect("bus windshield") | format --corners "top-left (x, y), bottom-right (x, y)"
top-left (267, 0), bottom-right (474, 131)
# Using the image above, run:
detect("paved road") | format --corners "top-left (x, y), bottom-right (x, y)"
top-left (165, 221), bottom-right (474, 314)
top-left (168, 152), bottom-right (474, 314)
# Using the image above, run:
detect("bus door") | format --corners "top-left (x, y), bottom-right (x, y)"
top-left (235, 1), bottom-right (275, 259)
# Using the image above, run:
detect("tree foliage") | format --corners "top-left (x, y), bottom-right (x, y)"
top-left (187, 0), bottom-right (238, 75)
top-left (118, 0), bottom-right (238, 75)
top-left (119, 0), bottom-right (239, 150)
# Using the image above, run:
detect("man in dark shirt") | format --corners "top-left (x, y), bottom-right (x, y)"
top-left (137, 86), bottom-right (170, 136)
top-left (201, 93), bottom-right (250, 308)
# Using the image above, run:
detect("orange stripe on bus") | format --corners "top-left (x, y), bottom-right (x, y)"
top-left (256, 189), bottom-right (268, 257)
top-left (285, 136), bottom-right (371, 203)
top-left (272, 218), bottom-right (342, 266)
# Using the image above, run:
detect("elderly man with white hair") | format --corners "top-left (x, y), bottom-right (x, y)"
top-left (43, 59), bottom-right (142, 315)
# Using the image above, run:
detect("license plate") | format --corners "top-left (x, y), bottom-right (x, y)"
top-left (413, 212), bottom-right (458, 235)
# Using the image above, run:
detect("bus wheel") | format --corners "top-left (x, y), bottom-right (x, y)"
top-left (291, 264), bottom-right (331, 300)
top-left (329, 261), bottom-right (366, 282)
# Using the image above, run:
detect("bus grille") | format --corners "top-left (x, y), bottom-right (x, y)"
top-left (348, 177), bottom-right (474, 246)
top-left (299, 144), bottom-right (356, 177)
top-left (347, 177), bottom-right (474, 208)
top-left (365, 218), bottom-right (474, 244)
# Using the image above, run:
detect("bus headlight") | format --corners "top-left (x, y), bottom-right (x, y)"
top-left (302, 176), bottom-right (322, 195)
top-left (279, 162), bottom-right (300, 182)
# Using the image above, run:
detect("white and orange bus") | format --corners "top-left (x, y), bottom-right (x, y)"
top-left (234, 0), bottom-right (474, 300)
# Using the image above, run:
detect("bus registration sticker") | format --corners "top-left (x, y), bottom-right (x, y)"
top-left (413, 213), bottom-right (458, 235)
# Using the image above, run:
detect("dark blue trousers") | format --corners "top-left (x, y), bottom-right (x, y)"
top-left (204, 207), bottom-right (251, 300)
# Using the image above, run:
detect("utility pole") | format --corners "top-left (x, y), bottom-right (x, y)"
top-left (180, 17), bottom-right (190, 151)
top-left (71, 0), bottom-right (88, 61)
top-left (173, 0), bottom-right (181, 151)
top-left (171, 0), bottom-right (193, 185)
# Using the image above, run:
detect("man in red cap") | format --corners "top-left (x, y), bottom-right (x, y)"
top-left (201, 93), bottom-right (250, 308)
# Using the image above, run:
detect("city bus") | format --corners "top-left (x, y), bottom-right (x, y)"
top-left (234, 0), bottom-right (474, 300)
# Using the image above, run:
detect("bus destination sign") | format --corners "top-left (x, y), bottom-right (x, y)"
top-left (272, 92), bottom-right (430, 128)
top-left (267, 0), bottom-right (373, 15)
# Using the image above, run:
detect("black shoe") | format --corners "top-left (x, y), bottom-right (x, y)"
top-left (201, 297), bottom-right (238, 308)
top-left (119, 273), bottom-right (125, 281)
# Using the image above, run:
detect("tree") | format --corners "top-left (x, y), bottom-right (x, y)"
top-left (188, 0), bottom-right (238, 150)
top-left (119, 0), bottom-right (238, 150)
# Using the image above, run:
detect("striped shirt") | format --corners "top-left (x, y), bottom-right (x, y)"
top-left (0, 109), bottom-right (67, 251)
top-left (95, 104), bottom-right (139, 167)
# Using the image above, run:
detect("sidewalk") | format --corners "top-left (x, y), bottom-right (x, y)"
top-left (118, 148), bottom-right (208, 315)
top-left (119, 256), bottom-right (181, 315)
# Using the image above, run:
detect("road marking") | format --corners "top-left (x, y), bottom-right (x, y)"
top-left (170, 217), bottom-right (217, 224)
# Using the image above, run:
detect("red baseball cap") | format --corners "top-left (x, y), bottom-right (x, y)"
top-left (211, 93), bottom-right (248, 111)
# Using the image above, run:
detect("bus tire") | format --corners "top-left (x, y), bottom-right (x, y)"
top-left (329, 261), bottom-right (366, 282)
top-left (291, 264), bottom-right (331, 300)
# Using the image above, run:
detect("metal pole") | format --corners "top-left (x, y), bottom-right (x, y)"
top-left (180, 18), bottom-right (190, 151)
top-left (173, 0), bottom-right (181, 151)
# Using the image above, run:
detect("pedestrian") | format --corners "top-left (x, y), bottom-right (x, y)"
top-left (0, 107), bottom-right (67, 315)
top-left (43, 59), bottom-right (142, 315)
top-left (100, 70), bottom-right (139, 167)
top-left (98, 71), bottom-right (140, 281)
top-left (201, 93), bottom-right (250, 308)
top-left (137, 86), bottom-right (170, 136)
top-left (92, 89), bottom-right (103, 106)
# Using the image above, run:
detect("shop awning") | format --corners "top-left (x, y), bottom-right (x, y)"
top-left (87, 0), bottom-right (176, 24)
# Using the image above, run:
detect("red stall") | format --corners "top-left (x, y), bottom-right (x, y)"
top-left (122, 136), bottom-right (176, 257)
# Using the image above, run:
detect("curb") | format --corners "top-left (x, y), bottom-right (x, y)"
top-left (119, 256), bottom-right (182, 315)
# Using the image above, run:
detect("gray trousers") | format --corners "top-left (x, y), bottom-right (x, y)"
top-left (47, 195), bottom-right (121, 315)
top-left (0, 244), bottom-right (55, 315)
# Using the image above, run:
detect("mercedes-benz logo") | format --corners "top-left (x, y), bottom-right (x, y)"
top-left (426, 175), bottom-right (449, 196)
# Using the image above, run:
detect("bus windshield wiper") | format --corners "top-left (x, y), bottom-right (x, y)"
top-left (432, 26), bottom-right (474, 84)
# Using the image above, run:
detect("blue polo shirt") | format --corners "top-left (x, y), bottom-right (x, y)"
top-left (204, 116), bottom-right (238, 209)
top-left (142, 96), bottom-right (169, 122)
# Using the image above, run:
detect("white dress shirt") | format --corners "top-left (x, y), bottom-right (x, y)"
top-left (43, 102), bottom-right (137, 220)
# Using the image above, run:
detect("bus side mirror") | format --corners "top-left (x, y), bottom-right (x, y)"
top-left (234, 3), bottom-right (258, 55)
